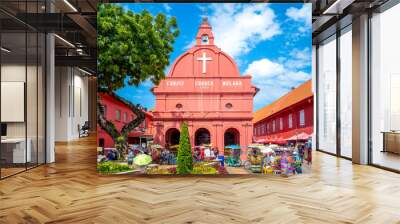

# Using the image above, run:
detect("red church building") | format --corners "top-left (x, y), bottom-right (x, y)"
top-left (97, 92), bottom-right (153, 148)
top-left (253, 80), bottom-right (313, 144)
top-left (151, 18), bottom-right (258, 152)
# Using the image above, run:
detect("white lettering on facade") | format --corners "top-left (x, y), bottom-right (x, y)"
top-left (222, 80), bottom-right (242, 86)
top-left (195, 80), bottom-right (214, 87)
top-left (166, 80), bottom-right (243, 88)
top-left (166, 81), bottom-right (184, 86)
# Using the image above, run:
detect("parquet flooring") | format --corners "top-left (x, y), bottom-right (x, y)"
top-left (1, 136), bottom-right (400, 223)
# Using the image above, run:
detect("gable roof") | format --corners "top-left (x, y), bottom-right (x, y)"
top-left (253, 80), bottom-right (313, 124)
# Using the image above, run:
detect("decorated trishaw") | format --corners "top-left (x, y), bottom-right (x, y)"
top-left (224, 145), bottom-right (241, 167)
top-left (244, 145), bottom-right (264, 173)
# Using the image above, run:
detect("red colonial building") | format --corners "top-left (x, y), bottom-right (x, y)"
top-left (253, 80), bottom-right (313, 144)
top-left (97, 93), bottom-right (153, 148)
top-left (151, 18), bottom-right (258, 151)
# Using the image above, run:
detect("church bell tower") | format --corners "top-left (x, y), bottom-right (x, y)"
top-left (196, 17), bottom-right (215, 46)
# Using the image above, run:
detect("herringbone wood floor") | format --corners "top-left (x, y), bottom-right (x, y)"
top-left (1, 136), bottom-right (400, 224)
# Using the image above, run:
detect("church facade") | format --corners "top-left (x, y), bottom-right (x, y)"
top-left (152, 18), bottom-right (258, 153)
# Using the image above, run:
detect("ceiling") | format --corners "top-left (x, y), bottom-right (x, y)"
top-left (311, 0), bottom-right (390, 43)
top-left (0, 0), bottom-right (97, 73)
top-left (0, 0), bottom-right (395, 73)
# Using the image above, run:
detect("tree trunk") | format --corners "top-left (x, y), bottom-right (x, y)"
top-left (97, 94), bottom-right (146, 159)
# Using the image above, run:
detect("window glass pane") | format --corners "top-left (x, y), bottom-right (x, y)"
top-left (103, 105), bottom-right (107, 118)
top-left (1, 29), bottom-right (27, 177)
top-left (299, 110), bottom-right (305, 126)
top-left (317, 35), bottom-right (337, 154)
top-left (1, 1), bottom-right (47, 178)
top-left (38, 32), bottom-right (45, 165)
top-left (371, 4), bottom-right (400, 170)
top-left (272, 120), bottom-right (276, 132)
top-left (340, 27), bottom-right (352, 158)
top-left (27, 31), bottom-right (38, 168)
top-left (116, 110), bottom-right (120, 120)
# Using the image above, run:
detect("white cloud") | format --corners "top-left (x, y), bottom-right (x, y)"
top-left (284, 48), bottom-right (311, 70)
top-left (253, 84), bottom-right (290, 110)
top-left (141, 79), bottom-right (154, 88)
top-left (285, 4), bottom-right (312, 32)
top-left (245, 50), bottom-right (311, 110)
top-left (286, 4), bottom-right (311, 25)
top-left (244, 58), bottom-right (284, 80)
top-left (182, 39), bottom-right (195, 51)
top-left (206, 4), bottom-right (281, 58)
top-left (163, 3), bottom-right (172, 13)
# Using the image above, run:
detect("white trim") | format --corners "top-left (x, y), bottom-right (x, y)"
top-left (63, 0), bottom-right (78, 12)
top-left (54, 34), bottom-right (75, 48)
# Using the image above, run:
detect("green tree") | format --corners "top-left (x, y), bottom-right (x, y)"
top-left (97, 4), bottom-right (179, 158)
top-left (176, 122), bottom-right (193, 174)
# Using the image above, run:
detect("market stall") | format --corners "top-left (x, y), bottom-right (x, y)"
top-left (245, 143), bottom-right (310, 175)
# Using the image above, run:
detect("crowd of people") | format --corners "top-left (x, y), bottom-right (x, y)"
top-left (193, 147), bottom-right (219, 161)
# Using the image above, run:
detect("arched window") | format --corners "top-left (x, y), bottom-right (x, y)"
top-left (166, 128), bottom-right (180, 145)
top-left (224, 128), bottom-right (240, 146)
top-left (195, 128), bottom-right (211, 145)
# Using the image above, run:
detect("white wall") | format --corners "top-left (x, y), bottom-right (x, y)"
top-left (55, 66), bottom-right (69, 140)
top-left (1, 65), bottom-right (26, 138)
top-left (1, 63), bottom-right (46, 164)
top-left (54, 66), bottom-right (89, 141)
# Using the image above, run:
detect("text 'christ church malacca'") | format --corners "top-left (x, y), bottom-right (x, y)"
top-left (151, 18), bottom-right (258, 153)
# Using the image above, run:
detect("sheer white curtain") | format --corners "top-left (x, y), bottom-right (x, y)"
top-left (340, 28), bottom-right (352, 158)
top-left (318, 35), bottom-right (337, 154)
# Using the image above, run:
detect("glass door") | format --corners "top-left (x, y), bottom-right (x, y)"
top-left (370, 3), bottom-right (400, 171)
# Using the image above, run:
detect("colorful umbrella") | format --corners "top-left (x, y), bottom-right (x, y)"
top-left (255, 139), bottom-right (266, 143)
top-left (248, 144), bottom-right (265, 148)
top-left (260, 146), bottom-right (274, 154)
top-left (133, 154), bottom-right (152, 166)
top-left (224, 145), bottom-right (241, 149)
top-left (150, 144), bottom-right (163, 149)
top-left (286, 132), bottom-right (311, 141)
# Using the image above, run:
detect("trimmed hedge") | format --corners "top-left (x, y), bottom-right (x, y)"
top-left (97, 161), bottom-right (132, 174)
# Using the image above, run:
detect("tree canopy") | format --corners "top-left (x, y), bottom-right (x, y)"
top-left (97, 4), bottom-right (179, 92)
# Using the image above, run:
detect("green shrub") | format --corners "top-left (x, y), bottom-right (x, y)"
top-left (97, 161), bottom-right (132, 174)
top-left (176, 122), bottom-right (193, 174)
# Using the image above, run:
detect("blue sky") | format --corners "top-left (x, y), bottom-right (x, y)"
top-left (114, 3), bottom-right (312, 111)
